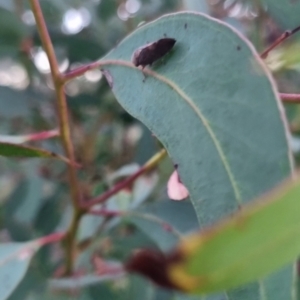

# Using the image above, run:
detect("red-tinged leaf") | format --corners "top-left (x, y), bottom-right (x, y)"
top-left (0, 129), bottom-right (59, 144)
top-left (27, 129), bottom-right (59, 142)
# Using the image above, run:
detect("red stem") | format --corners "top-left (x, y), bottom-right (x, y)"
top-left (63, 61), bottom-right (102, 82)
top-left (37, 232), bottom-right (66, 246)
top-left (280, 93), bottom-right (300, 103)
top-left (261, 25), bottom-right (300, 59)
top-left (29, 129), bottom-right (59, 141)
top-left (82, 166), bottom-right (147, 209)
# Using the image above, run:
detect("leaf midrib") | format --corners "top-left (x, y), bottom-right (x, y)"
top-left (100, 59), bottom-right (242, 206)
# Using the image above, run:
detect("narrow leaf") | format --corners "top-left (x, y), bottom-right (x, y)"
top-left (0, 129), bottom-right (59, 144)
top-left (0, 142), bottom-right (79, 167)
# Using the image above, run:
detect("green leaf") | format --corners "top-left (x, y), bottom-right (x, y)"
top-left (0, 142), bottom-right (78, 166)
top-left (168, 177), bottom-right (300, 295)
top-left (101, 11), bottom-right (292, 223)
top-left (43, 293), bottom-right (91, 300)
top-left (13, 161), bottom-right (48, 225)
top-left (49, 273), bottom-right (123, 289)
top-left (3, 177), bottom-right (36, 241)
top-left (0, 8), bottom-right (28, 47)
top-left (0, 0), bottom-right (14, 11)
top-left (101, 12), bottom-right (293, 298)
top-left (6, 263), bottom-right (46, 300)
top-left (87, 275), bottom-right (165, 300)
top-left (131, 200), bottom-right (198, 251)
top-left (33, 191), bottom-right (63, 235)
top-left (0, 87), bottom-right (32, 117)
top-left (263, 0), bottom-right (300, 28)
top-left (0, 242), bottom-right (40, 300)
top-left (97, 0), bottom-right (118, 22)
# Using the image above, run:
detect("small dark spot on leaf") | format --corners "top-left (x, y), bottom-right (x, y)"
top-left (101, 69), bottom-right (114, 88)
top-left (237, 45), bottom-right (241, 51)
top-left (184, 23), bottom-right (187, 29)
top-left (163, 33), bottom-right (167, 37)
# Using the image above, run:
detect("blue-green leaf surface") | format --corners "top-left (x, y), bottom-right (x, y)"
top-left (0, 242), bottom-right (39, 300)
top-left (263, 0), bottom-right (300, 28)
top-left (100, 12), bottom-right (293, 299)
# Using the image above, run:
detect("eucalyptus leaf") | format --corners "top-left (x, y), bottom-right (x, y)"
top-left (100, 12), bottom-right (293, 298)
top-left (0, 142), bottom-right (78, 167)
top-left (0, 242), bottom-right (40, 300)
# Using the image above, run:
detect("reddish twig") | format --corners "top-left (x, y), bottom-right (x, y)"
top-left (83, 167), bottom-right (148, 209)
top-left (29, 0), bottom-right (83, 275)
top-left (280, 93), bottom-right (300, 103)
top-left (37, 232), bottom-right (66, 246)
top-left (29, 0), bottom-right (81, 208)
top-left (261, 25), bottom-right (300, 59)
top-left (63, 61), bottom-right (102, 83)
top-left (28, 129), bottom-right (59, 141)
top-left (82, 149), bottom-right (167, 209)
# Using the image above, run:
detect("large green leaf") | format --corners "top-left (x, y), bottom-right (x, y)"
top-left (100, 12), bottom-right (293, 298)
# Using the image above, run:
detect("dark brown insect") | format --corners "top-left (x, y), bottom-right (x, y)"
top-left (132, 38), bottom-right (176, 68)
